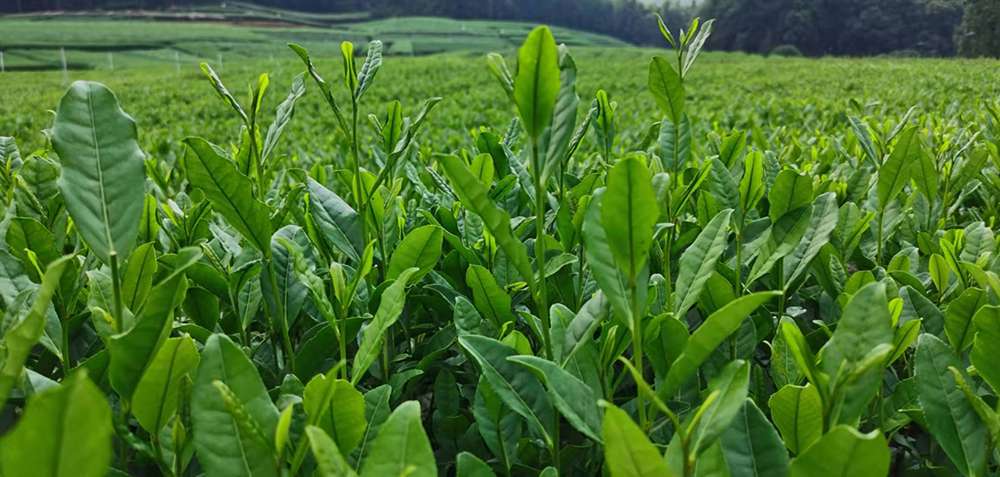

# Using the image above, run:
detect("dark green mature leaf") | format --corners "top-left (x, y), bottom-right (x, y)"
top-left (308, 177), bottom-right (364, 263)
top-left (649, 56), bottom-right (684, 123)
top-left (121, 242), bottom-right (157, 313)
top-left (721, 399), bottom-right (790, 477)
top-left (0, 372), bottom-right (112, 477)
top-left (508, 355), bottom-right (602, 442)
top-left (185, 137), bottom-right (273, 255)
top-left (192, 334), bottom-right (280, 477)
top-left (603, 155), bottom-right (658, 283)
top-left (602, 402), bottom-right (674, 477)
top-left (916, 334), bottom-right (988, 476)
top-left (359, 401), bottom-right (436, 477)
top-left (52, 81), bottom-right (145, 265)
top-left (0, 256), bottom-right (71, 410)
top-left (514, 25), bottom-right (561, 140)
top-left (674, 209), bottom-right (732, 318)
top-left (788, 425), bottom-right (889, 477)
top-left (459, 335), bottom-right (554, 446)
top-left (746, 206), bottom-right (811, 285)
top-left (662, 292), bottom-right (779, 398)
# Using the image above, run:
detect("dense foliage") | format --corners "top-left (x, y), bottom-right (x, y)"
top-left (3, 17), bottom-right (1000, 477)
top-left (955, 0), bottom-right (1000, 57)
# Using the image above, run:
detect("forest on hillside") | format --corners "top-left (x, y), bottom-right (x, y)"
top-left (2, 0), bottom-right (998, 57)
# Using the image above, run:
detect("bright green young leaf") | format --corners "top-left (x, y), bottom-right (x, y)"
top-left (944, 287), bottom-right (987, 352)
top-left (387, 224), bottom-right (443, 281)
top-left (303, 373), bottom-right (366, 454)
top-left (306, 425), bottom-right (359, 477)
top-left (877, 127), bottom-right (920, 208)
top-left (192, 334), bottom-right (280, 477)
top-left (768, 384), bottom-right (823, 454)
top-left (359, 401), bottom-right (436, 477)
top-left (972, 305), bottom-right (1000, 393)
top-left (514, 26), bottom-right (561, 140)
top-left (0, 256), bottom-right (70, 410)
top-left (788, 425), bottom-right (889, 477)
top-left (0, 372), bottom-right (112, 477)
top-left (602, 402), bottom-right (675, 477)
top-left (648, 56), bottom-right (684, 123)
top-left (351, 268), bottom-right (419, 383)
top-left (308, 177), bottom-right (364, 263)
top-left (603, 155), bottom-right (658, 283)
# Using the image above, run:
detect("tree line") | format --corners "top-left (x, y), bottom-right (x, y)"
top-left (3, 0), bottom-right (998, 57)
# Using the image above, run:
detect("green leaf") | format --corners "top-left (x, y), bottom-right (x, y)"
top-left (782, 193), bottom-right (839, 288)
top-left (387, 225), bottom-right (442, 282)
top-left (582, 189), bottom-right (632, 324)
top-left (52, 81), bottom-right (145, 266)
top-left (739, 151), bottom-right (765, 220)
top-left (0, 372), bottom-right (112, 477)
top-left (674, 209), bottom-right (732, 318)
top-left (351, 268), bottom-right (419, 383)
top-left (768, 170), bottom-right (813, 221)
top-left (648, 56), bottom-right (684, 123)
top-left (459, 335), bottom-right (554, 446)
top-left (359, 401), bottom-right (436, 477)
top-left (184, 137), bottom-right (272, 255)
top-left (514, 26), bottom-right (561, 140)
top-left (466, 265), bottom-right (516, 330)
top-left (788, 425), bottom-right (889, 477)
top-left (746, 206), bottom-right (811, 285)
top-left (132, 335), bottom-right (200, 434)
top-left (0, 256), bottom-right (70, 410)
top-left (303, 373), bottom-right (366, 454)
top-left (306, 426), bottom-right (359, 477)
top-left (720, 399), bottom-right (790, 477)
top-left (121, 242), bottom-right (157, 313)
top-left (507, 354), bottom-right (602, 443)
top-left (308, 177), bottom-right (364, 263)
top-left (192, 334), bottom-right (280, 477)
top-left (603, 155), bottom-right (658, 283)
top-left (261, 73), bottom-right (306, 164)
top-left (915, 333), bottom-right (988, 476)
top-left (354, 40), bottom-right (383, 101)
top-left (944, 287), bottom-right (987, 352)
top-left (109, 261), bottom-right (192, 401)
top-left (602, 402), bottom-right (675, 477)
top-left (817, 282), bottom-right (892, 423)
top-left (768, 384), bottom-right (823, 454)
top-left (690, 360), bottom-right (750, 454)
top-left (457, 452), bottom-right (497, 477)
top-left (972, 305), bottom-right (1000, 393)
top-left (877, 127), bottom-right (920, 208)
top-left (662, 291), bottom-right (779, 398)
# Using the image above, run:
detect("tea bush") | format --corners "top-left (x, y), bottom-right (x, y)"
top-left (2, 16), bottom-right (1000, 477)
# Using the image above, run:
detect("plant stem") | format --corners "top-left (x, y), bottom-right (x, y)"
top-left (631, 281), bottom-right (647, 430)
top-left (532, 141), bottom-right (553, 360)
top-left (110, 252), bottom-right (124, 332)
top-left (735, 229), bottom-right (744, 296)
top-left (350, 99), bottom-right (370, 247)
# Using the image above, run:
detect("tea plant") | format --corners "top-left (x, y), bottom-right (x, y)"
top-left (2, 15), bottom-right (1000, 477)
